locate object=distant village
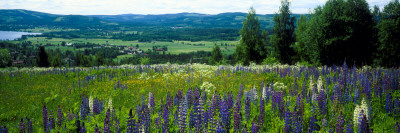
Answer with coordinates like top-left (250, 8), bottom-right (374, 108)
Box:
top-left (9, 41), bottom-right (168, 67)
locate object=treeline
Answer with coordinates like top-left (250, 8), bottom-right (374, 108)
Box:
top-left (293, 0), bottom-right (400, 67)
top-left (0, 42), bottom-right (122, 67)
top-left (119, 51), bottom-right (213, 65)
top-left (235, 0), bottom-right (400, 68)
top-left (111, 28), bottom-right (240, 42)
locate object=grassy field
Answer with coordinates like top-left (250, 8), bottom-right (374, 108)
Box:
top-left (15, 37), bottom-right (238, 55)
top-left (0, 64), bottom-right (399, 132)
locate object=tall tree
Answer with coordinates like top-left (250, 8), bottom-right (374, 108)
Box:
top-left (294, 15), bottom-right (309, 62)
top-left (298, 0), bottom-right (376, 66)
top-left (376, 0), bottom-right (400, 67)
top-left (0, 49), bottom-right (11, 68)
top-left (37, 46), bottom-right (50, 67)
top-left (209, 45), bottom-right (223, 65)
top-left (95, 52), bottom-right (105, 66)
top-left (50, 53), bottom-right (63, 67)
top-left (237, 7), bottom-right (269, 65)
top-left (271, 0), bottom-right (296, 64)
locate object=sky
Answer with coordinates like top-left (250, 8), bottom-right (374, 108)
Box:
top-left (0, 0), bottom-right (392, 15)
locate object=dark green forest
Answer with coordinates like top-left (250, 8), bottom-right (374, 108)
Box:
top-left (235, 0), bottom-right (400, 68)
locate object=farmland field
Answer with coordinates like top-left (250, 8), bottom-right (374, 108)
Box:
top-left (1, 63), bottom-right (399, 132)
top-left (13, 37), bottom-right (238, 55)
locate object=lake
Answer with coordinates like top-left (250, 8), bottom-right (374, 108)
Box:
top-left (0, 31), bottom-right (42, 41)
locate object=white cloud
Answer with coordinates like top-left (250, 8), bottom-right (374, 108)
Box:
top-left (0, 0), bottom-right (391, 15)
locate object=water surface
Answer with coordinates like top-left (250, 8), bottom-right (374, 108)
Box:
top-left (0, 31), bottom-right (42, 41)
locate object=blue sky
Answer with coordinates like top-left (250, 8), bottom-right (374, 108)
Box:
top-left (0, 0), bottom-right (392, 15)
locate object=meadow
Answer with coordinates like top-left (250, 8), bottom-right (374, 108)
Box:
top-left (0, 63), bottom-right (399, 132)
top-left (13, 37), bottom-right (238, 55)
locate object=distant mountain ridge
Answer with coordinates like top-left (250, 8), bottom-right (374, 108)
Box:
top-left (0, 9), bottom-right (302, 30)
top-left (89, 12), bottom-right (276, 28)
top-left (0, 9), bottom-right (109, 30)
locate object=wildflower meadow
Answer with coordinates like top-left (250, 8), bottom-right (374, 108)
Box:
top-left (1, 63), bottom-right (400, 132)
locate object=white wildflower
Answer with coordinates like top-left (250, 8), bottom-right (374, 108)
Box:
top-left (200, 82), bottom-right (216, 95)
top-left (353, 98), bottom-right (369, 126)
top-left (252, 85), bottom-right (258, 100)
top-left (89, 96), bottom-right (93, 113)
top-left (309, 76), bottom-right (313, 92)
top-left (148, 92), bottom-right (153, 109)
top-left (273, 82), bottom-right (287, 91)
top-left (108, 97), bottom-right (112, 110)
top-left (262, 86), bottom-right (267, 100)
top-left (317, 76), bottom-right (323, 92)
top-left (139, 72), bottom-right (148, 79)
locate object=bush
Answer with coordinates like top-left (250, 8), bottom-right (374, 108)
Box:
top-left (262, 57), bottom-right (279, 65)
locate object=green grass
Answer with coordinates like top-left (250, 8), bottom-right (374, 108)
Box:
top-left (17, 37), bottom-right (238, 55)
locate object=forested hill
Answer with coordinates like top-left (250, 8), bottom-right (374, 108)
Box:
top-left (0, 9), bottom-right (301, 30)
top-left (0, 9), bottom-right (112, 30)
top-left (90, 12), bottom-right (281, 28)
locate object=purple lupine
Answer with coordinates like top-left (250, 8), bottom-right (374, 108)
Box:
top-left (203, 105), bottom-right (211, 130)
top-left (209, 104), bottom-right (216, 132)
top-left (317, 90), bottom-right (327, 115)
top-left (187, 89), bottom-right (193, 107)
top-left (284, 108), bottom-right (292, 133)
top-left (238, 83), bottom-right (244, 99)
top-left (251, 121), bottom-right (259, 133)
top-left (174, 96), bottom-right (179, 107)
top-left (216, 119), bottom-right (225, 133)
top-left (80, 101), bottom-right (87, 120)
top-left (293, 110), bottom-right (302, 133)
top-left (258, 96), bottom-right (265, 128)
top-left (167, 92), bottom-right (173, 110)
top-left (80, 122), bottom-right (86, 133)
top-left (227, 93), bottom-right (234, 111)
top-left (220, 98), bottom-right (231, 130)
top-left (127, 108), bottom-right (136, 133)
top-left (141, 105), bottom-right (151, 132)
top-left (309, 115), bottom-right (318, 132)
top-left (212, 91), bottom-right (220, 112)
top-left (189, 109), bottom-right (195, 129)
top-left (1, 126), bottom-right (8, 133)
top-left (394, 122), bottom-right (400, 133)
top-left (93, 99), bottom-right (99, 115)
top-left (48, 110), bottom-right (55, 129)
top-left (336, 113), bottom-right (344, 133)
top-left (197, 95), bottom-right (205, 130)
top-left (386, 92), bottom-right (393, 114)
top-left (19, 118), bottom-right (25, 133)
top-left (178, 96), bottom-right (187, 131)
top-left (104, 108), bottom-right (111, 133)
top-left (148, 92), bottom-right (155, 112)
top-left (194, 87), bottom-right (200, 100)
top-left (358, 110), bottom-right (371, 133)
top-left (155, 111), bottom-right (161, 129)
top-left (174, 108), bottom-right (179, 126)
top-left (346, 118), bottom-right (354, 133)
top-left (395, 98), bottom-right (400, 115)
top-left (163, 105), bottom-right (169, 133)
top-left (26, 117), bottom-right (33, 133)
top-left (302, 79), bottom-right (307, 99)
top-left (57, 105), bottom-right (63, 128)
top-left (245, 95), bottom-right (251, 121)
top-left (95, 124), bottom-right (100, 133)
top-left (334, 84), bottom-right (343, 104)
top-left (115, 119), bottom-right (121, 133)
top-left (233, 101), bottom-right (241, 133)
top-left (42, 104), bottom-right (48, 132)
